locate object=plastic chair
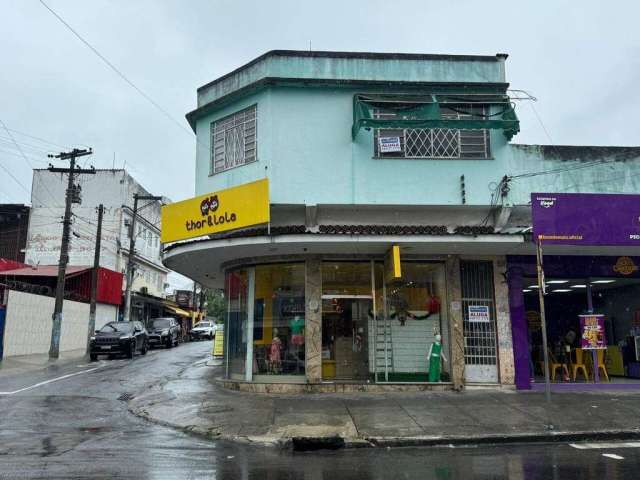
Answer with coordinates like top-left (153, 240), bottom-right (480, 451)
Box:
top-left (549, 351), bottom-right (570, 382)
top-left (571, 348), bottom-right (589, 382)
top-left (595, 349), bottom-right (610, 382)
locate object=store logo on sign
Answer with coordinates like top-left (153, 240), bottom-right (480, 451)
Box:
top-left (185, 194), bottom-right (237, 232)
top-left (613, 256), bottom-right (639, 275)
top-left (537, 196), bottom-right (556, 208)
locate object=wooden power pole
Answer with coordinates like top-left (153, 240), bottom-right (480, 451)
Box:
top-left (48, 148), bottom-right (94, 359)
top-left (122, 193), bottom-right (162, 323)
top-left (87, 203), bottom-right (104, 353)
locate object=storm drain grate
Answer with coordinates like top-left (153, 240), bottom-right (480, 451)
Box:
top-left (292, 436), bottom-right (345, 452)
top-left (117, 392), bottom-right (135, 401)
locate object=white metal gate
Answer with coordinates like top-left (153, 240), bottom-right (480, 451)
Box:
top-left (461, 261), bottom-right (499, 383)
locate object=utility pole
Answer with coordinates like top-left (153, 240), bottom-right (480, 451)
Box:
top-left (122, 193), bottom-right (162, 323)
top-left (87, 204), bottom-right (103, 354)
top-left (48, 148), bottom-right (94, 359)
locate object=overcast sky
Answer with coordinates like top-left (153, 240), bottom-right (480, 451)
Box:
top-left (2, 0), bottom-right (639, 207)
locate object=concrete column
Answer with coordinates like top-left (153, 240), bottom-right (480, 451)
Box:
top-left (493, 256), bottom-right (515, 385)
top-left (305, 257), bottom-right (322, 383)
top-left (446, 256), bottom-right (465, 390)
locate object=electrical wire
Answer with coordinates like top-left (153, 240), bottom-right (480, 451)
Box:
top-left (38, 0), bottom-right (194, 140)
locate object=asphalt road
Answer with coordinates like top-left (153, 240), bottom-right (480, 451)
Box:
top-left (2, 341), bottom-right (640, 479)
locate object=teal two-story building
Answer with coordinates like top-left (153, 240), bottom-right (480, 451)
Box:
top-left (164, 50), bottom-right (640, 392)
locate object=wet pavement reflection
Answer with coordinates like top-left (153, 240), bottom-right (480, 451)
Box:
top-left (1, 342), bottom-right (639, 479)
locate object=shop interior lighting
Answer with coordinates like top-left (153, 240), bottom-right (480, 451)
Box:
top-left (571, 284), bottom-right (587, 288)
top-left (591, 280), bottom-right (616, 284)
top-left (553, 289), bottom-right (572, 292)
top-left (547, 280), bottom-right (569, 284)
top-left (522, 289), bottom-right (532, 293)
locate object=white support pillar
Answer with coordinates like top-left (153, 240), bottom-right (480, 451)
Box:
top-left (245, 267), bottom-right (255, 382)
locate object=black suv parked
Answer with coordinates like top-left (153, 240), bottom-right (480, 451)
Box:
top-left (90, 321), bottom-right (148, 360)
top-left (147, 317), bottom-right (180, 349)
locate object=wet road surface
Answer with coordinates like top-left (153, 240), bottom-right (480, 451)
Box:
top-left (2, 341), bottom-right (640, 479)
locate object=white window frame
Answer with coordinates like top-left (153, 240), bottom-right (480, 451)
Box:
top-left (210, 105), bottom-right (257, 175)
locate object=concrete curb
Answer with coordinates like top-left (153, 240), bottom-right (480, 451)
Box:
top-left (126, 357), bottom-right (640, 450)
top-left (128, 396), bottom-right (640, 450)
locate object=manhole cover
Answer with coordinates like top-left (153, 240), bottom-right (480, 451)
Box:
top-left (117, 392), bottom-right (135, 401)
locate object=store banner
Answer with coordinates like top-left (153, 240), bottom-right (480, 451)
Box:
top-left (531, 193), bottom-right (640, 246)
top-left (161, 179), bottom-right (270, 243)
top-left (580, 314), bottom-right (606, 350)
top-left (213, 331), bottom-right (224, 357)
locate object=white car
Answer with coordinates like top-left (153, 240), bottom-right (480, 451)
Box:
top-left (190, 321), bottom-right (217, 340)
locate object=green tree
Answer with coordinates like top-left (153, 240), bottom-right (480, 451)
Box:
top-left (204, 288), bottom-right (225, 322)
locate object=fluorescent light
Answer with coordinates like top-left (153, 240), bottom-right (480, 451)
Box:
top-left (529, 285), bottom-right (540, 289)
top-left (522, 289), bottom-right (532, 293)
top-left (553, 289), bottom-right (572, 293)
top-left (571, 284), bottom-right (587, 288)
top-left (547, 280), bottom-right (569, 284)
top-left (591, 280), bottom-right (616, 284)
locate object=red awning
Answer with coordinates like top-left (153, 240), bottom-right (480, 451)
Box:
top-left (0, 265), bottom-right (91, 278)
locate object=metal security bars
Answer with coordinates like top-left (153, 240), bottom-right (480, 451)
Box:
top-left (460, 261), bottom-right (499, 383)
top-left (374, 106), bottom-right (491, 159)
top-left (211, 105), bottom-right (257, 175)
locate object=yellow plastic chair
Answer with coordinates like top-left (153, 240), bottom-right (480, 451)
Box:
top-left (595, 349), bottom-right (610, 382)
top-left (549, 351), bottom-right (570, 382)
top-left (571, 348), bottom-right (589, 382)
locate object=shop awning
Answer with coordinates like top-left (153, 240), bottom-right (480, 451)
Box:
top-left (352, 93), bottom-right (520, 141)
top-left (164, 305), bottom-right (191, 317)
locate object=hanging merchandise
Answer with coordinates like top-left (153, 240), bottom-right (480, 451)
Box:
top-left (427, 294), bottom-right (441, 314)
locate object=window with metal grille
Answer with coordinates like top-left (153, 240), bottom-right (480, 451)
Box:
top-left (374, 105), bottom-right (491, 159)
top-left (210, 105), bottom-right (257, 175)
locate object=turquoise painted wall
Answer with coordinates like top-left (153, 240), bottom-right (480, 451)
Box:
top-left (194, 89), bottom-right (640, 207)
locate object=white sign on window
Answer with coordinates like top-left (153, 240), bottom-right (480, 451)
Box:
top-left (379, 136), bottom-right (402, 153)
top-left (468, 305), bottom-right (490, 323)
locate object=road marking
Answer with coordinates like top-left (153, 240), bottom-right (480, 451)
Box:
top-left (0, 366), bottom-right (104, 395)
top-left (570, 442), bottom-right (640, 450)
top-left (602, 453), bottom-right (625, 460)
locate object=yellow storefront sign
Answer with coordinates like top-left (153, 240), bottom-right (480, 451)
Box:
top-left (161, 179), bottom-right (269, 243)
top-left (384, 245), bottom-right (402, 283)
top-left (213, 331), bottom-right (224, 357)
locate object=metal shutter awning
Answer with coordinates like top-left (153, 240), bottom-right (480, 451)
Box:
top-left (352, 93), bottom-right (520, 141)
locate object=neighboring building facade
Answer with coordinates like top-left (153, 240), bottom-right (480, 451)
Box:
top-left (163, 50), bottom-right (640, 391)
top-left (0, 204), bottom-right (30, 263)
top-left (25, 169), bottom-right (169, 322)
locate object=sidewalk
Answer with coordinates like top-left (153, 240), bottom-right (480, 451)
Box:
top-left (0, 349), bottom-right (87, 377)
top-left (128, 357), bottom-right (640, 449)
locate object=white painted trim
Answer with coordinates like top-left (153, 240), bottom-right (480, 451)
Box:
top-left (245, 267), bottom-right (255, 382)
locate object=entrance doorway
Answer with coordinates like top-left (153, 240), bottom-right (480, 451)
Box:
top-left (321, 296), bottom-right (371, 381)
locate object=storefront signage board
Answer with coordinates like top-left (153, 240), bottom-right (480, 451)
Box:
top-left (213, 331), bottom-right (224, 357)
top-left (468, 305), bottom-right (490, 323)
top-left (384, 245), bottom-right (402, 283)
top-left (531, 193), bottom-right (640, 246)
top-left (161, 179), bottom-right (270, 243)
top-left (579, 314), bottom-right (606, 350)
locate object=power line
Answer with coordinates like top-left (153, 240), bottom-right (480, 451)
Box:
top-left (3, 127), bottom-right (73, 150)
top-left (39, 0), bottom-right (194, 139)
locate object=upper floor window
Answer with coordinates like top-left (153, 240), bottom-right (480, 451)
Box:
top-left (210, 105), bottom-right (257, 175)
top-left (374, 105), bottom-right (491, 159)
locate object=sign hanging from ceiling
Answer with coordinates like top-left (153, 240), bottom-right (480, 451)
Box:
top-left (531, 193), bottom-right (640, 246)
top-left (161, 179), bottom-right (269, 243)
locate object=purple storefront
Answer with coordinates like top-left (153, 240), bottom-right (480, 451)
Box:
top-left (508, 193), bottom-right (640, 390)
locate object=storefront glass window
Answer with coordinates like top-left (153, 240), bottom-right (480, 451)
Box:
top-left (225, 269), bottom-right (248, 379)
top-left (381, 262), bottom-right (449, 382)
top-left (252, 263), bottom-right (306, 377)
